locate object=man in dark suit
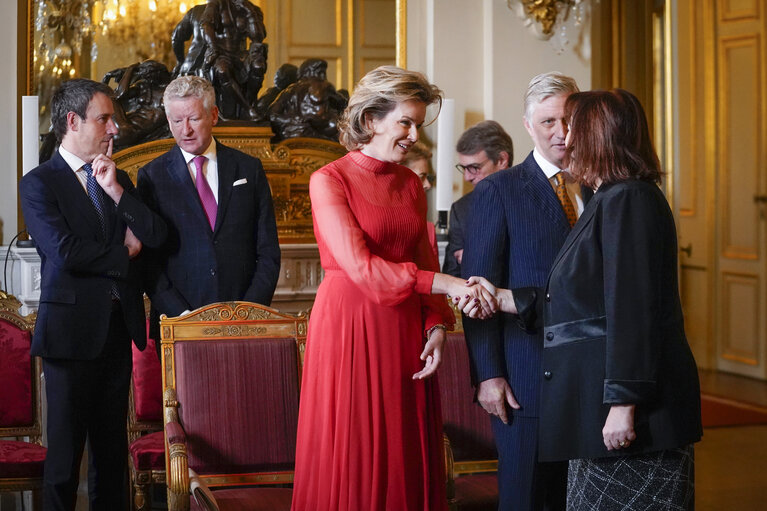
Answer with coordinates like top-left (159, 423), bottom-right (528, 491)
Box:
top-left (137, 75), bottom-right (280, 342)
top-left (461, 72), bottom-right (584, 511)
top-left (442, 121), bottom-right (512, 277)
top-left (19, 79), bottom-right (167, 510)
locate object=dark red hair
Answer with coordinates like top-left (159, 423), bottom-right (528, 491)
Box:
top-left (564, 89), bottom-right (662, 189)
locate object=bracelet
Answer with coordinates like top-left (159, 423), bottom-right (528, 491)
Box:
top-left (425, 323), bottom-right (447, 338)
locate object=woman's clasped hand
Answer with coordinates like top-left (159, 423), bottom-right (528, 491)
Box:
top-left (452, 276), bottom-right (516, 318)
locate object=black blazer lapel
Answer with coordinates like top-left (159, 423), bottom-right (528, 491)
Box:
top-left (547, 191), bottom-right (601, 282)
top-left (213, 141), bottom-right (234, 234)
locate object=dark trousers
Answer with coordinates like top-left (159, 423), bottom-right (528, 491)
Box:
top-left (492, 415), bottom-right (568, 511)
top-left (42, 304), bottom-right (132, 511)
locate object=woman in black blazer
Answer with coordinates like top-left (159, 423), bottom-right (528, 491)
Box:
top-left (461, 89), bottom-right (702, 509)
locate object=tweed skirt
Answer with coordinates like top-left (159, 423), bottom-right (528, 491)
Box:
top-left (566, 445), bottom-right (695, 510)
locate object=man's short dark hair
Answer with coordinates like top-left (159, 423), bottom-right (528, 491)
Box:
top-left (51, 79), bottom-right (114, 142)
top-left (455, 120), bottom-right (513, 164)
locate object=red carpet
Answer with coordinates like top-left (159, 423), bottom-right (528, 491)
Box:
top-left (700, 393), bottom-right (767, 427)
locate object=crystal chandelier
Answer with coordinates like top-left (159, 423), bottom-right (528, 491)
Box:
top-left (34, 0), bottom-right (205, 122)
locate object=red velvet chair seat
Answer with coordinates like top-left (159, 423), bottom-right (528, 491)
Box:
top-left (0, 440), bottom-right (46, 478)
top-left (453, 474), bottom-right (498, 511)
top-left (129, 431), bottom-right (166, 471)
top-left (190, 488), bottom-right (293, 511)
top-left (0, 325), bottom-right (33, 427)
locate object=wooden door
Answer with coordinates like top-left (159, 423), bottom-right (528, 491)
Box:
top-left (712, 0), bottom-right (767, 379)
top-left (676, 0), bottom-right (767, 380)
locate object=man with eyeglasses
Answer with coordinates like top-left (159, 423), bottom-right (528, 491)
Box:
top-left (461, 72), bottom-right (587, 511)
top-left (442, 120), bottom-right (513, 277)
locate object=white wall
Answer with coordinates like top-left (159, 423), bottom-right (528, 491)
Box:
top-left (408, 0), bottom-right (591, 207)
top-left (0, 1), bottom-right (18, 247)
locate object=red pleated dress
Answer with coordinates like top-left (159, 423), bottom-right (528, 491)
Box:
top-left (291, 151), bottom-right (454, 511)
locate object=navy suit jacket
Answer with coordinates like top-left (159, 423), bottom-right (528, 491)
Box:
top-left (19, 151), bottom-right (167, 359)
top-left (442, 191), bottom-right (472, 278)
top-left (461, 152), bottom-right (573, 418)
top-left (137, 140), bottom-right (280, 336)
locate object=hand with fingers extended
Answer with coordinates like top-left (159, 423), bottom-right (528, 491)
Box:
top-left (477, 377), bottom-right (520, 424)
top-left (92, 138), bottom-right (124, 203)
top-left (602, 404), bottom-right (637, 451)
top-left (412, 325), bottom-right (445, 380)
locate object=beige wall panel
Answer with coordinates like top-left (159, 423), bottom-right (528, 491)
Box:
top-left (289, 0), bottom-right (342, 47)
top-left (720, 273), bottom-right (761, 365)
top-left (719, 0), bottom-right (760, 21)
top-left (719, 35), bottom-right (761, 259)
top-left (361, 0), bottom-right (396, 47)
top-left (359, 57), bottom-right (394, 77)
top-left (681, 266), bottom-right (712, 368)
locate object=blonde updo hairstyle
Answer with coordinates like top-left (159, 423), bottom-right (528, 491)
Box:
top-left (338, 66), bottom-right (443, 151)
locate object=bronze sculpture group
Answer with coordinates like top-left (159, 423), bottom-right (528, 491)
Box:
top-left (97, 0), bottom-right (346, 152)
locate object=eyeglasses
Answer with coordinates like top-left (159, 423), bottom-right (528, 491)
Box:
top-left (455, 159), bottom-right (490, 175)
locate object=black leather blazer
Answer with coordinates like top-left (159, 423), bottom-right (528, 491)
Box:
top-left (515, 179), bottom-right (702, 461)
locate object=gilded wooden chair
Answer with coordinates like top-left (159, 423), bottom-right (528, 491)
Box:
top-left (160, 302), bottom-right (307, 511)
top-left (128, 324), bottom-right (166, 511)
top-left (438, 331), bottom-right (499, 511)
top-left (0, 291), bottom-right (45, 501)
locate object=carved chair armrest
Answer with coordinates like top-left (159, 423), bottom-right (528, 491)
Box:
top-left (164, 388), bottom-right (190, 511)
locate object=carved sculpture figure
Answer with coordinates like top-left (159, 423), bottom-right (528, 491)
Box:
top-left (267, 59), bottom-right (348, 142)
top-left (102, 60), bottom-right (172, 149)
top-left (255, 63), bottom-right (298, 120)
top-left (171, 0), bottom-right (267, 120)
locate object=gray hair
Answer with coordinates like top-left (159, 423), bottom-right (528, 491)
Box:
top-left (456, 120), bottom-right (513, 164)
top-left (523, 72), bottom-right (579, 121)
top-left (163, 75), bottom-right (217, 113)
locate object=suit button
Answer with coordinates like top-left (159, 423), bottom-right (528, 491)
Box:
top-left (545, 294), bottom-right (551, 302)
top-left (546, 332), bottom-right (554, 341)
top-left (544, 371), bottom-right (552, 380)
top-left (210, 269), bottom-right (216, 276)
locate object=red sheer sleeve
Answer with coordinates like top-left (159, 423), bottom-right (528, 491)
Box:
top-left (310, 170), bottom-right (435, 306)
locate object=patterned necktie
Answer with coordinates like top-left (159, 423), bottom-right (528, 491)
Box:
top-left (83, 163), bottom-right (107, 237)
top-left (83, 163), bottom-right (119, 299)
top-left (555, 173), bottom-right (578, 228)
top-left (193, 155), bottom-right (217, 230)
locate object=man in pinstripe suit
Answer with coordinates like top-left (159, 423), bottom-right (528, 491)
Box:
top-left (461, 72), bottom-right (585, 511)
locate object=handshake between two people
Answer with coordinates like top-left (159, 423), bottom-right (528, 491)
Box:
top-left (434, 274), bottom-right (517, 319)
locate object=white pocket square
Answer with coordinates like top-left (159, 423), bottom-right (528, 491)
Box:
top-left (233, 178), bottom-right (248, 186)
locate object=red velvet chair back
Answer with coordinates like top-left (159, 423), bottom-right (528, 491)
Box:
top-left (0, 291), bottom-right (46, 496)
top-left (0, 293), bottom-right (40, 438)
top-left (161, 302), bottom-right (307, 489)
top-left (438, 332), bottom-right (497, 463)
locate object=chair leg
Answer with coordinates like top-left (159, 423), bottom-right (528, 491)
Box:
top-left (133, 480), bottom-right (150, 511)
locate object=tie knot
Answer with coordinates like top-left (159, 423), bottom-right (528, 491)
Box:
top-left (193, 155), bottom-right (206, 174)
top-left (82, 163), bottom-right (93, 177)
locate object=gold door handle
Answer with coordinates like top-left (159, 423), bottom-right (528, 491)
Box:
top-left (680, 243), bottom-right (692, 257)
top-left (755, 195), bottom-right (767, 203)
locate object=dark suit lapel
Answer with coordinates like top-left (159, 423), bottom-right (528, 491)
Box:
top-left (169, 145), bottom-right (213, 233)
top-left (50, 152), bottom-right (105, 239)
top-left (213, 140), bottom-right (234, 234)
top-left (520, 154), bottom-right (571, 231)
top-left (547, 190), bottom-right (601, 281)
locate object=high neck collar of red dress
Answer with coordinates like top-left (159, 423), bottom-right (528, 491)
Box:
top-left (349, 150), bottom-right (398, 174)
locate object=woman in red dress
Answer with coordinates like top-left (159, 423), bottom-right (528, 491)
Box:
top-left (291, 66), bottom-right (490, 511)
